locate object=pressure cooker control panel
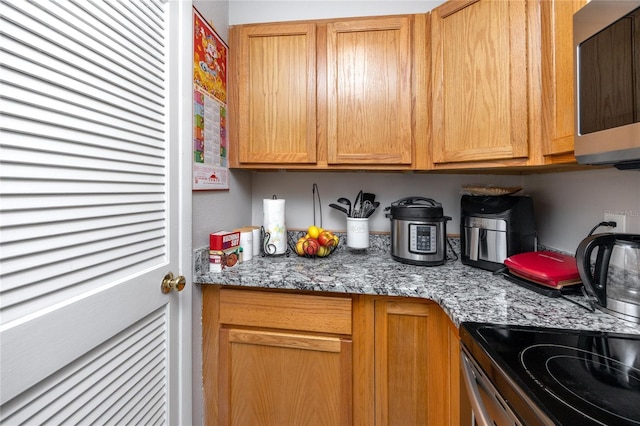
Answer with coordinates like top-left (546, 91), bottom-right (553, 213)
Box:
top-left (408, 223), bottom-right (437, 254)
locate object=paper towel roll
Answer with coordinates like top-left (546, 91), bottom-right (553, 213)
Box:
top-left (263, 198), bottom-right (287, 255)
top-left (239, 230), bottom-right (253, 262)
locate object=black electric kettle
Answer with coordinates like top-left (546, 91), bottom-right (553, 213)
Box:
top-left (576, 233), bottom-right (640, 323)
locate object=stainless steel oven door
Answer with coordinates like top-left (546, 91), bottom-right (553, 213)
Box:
top-left (461, 347), bottom-right (523, 426)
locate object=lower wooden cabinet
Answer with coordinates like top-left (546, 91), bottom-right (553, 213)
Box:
top-left (353, 296), bottom-right (460, 425)
top-left (375, 299), bottom-right (458, 425)
top-left (202, 286), bottom-right (460, 425)
top-left (219, 328), bottom-right (352, 425)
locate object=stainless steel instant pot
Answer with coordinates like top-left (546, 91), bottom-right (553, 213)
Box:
top-left (385, 197), bottom-right (451, 266)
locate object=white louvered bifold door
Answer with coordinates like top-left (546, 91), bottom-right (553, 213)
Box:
top-left (0, 0), bottom-right (192, 424)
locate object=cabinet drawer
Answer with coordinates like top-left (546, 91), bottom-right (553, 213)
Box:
top-left (219, 288), bottom-right (352, 335)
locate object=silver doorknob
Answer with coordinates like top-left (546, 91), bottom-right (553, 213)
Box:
top-left (161, 272), bottom-right (186, 294)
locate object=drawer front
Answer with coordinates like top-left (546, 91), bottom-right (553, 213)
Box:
top-left (219, 288), bottom-right (352, 335)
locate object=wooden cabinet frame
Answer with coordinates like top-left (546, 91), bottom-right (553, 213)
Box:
top-left (539, 0), bottom-right (587, 164)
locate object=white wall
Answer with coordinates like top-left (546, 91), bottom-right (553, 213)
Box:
top-left (190, 3), bottom-right (250, 425)
top-left (250, 169), bottom-right (639, 254)
top-left (192, 1), bottom-right (253, 252)
top-left (229, 0), bottom-right (446, 24)
top-left (250, 171), bottom-right (526, 234)
top-left (526, 169), bottom-right (640, 252)
top-left (252, 169), bottom-right (640, 252)
top-left (195, 0), bottom-right (229, 39)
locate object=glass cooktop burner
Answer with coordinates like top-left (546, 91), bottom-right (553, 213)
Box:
top-left (461, 323), bottom-right (640, 425)
top-left (521, 344), bottom-right (640, 424)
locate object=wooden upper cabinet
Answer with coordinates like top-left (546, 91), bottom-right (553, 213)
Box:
top-left (234, 22), bottom-right (317, 164)
top-left (326, 16), bottom-right (413, 165)
top-left (230, 15), bottom-right (426, 170)
top-left (431, 0), bottom-right (530, 167)
top-left (229, 2), bottom-right (583, 171)
top-left (540, 0), bottom-right (586, 163)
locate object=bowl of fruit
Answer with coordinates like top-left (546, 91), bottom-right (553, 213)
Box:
top-left (291, 225), bottom-right (340, 258)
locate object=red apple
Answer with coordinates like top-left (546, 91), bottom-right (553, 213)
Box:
top-left (303, 238), bottom-right (319, 256)
top-left (318, 230), bottom-right (336, 247)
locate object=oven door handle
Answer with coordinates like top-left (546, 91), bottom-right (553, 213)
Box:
top-left (461, 349), bottom-right (493, 426)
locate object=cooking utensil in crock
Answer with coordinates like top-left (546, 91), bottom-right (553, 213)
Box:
top-left (329, 203), bottom-right (349, 216)
top-left (337, 197), bottom-right (351, 216)
top-left (353, 190), bottom-right (363, 217)
top-left (364, 201), bottom-right (380, 218)
top-left (363, 192), bottom-right (376, 204)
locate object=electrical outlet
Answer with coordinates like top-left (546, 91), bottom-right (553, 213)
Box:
top-left (604, 213), bottom-right (627, 233)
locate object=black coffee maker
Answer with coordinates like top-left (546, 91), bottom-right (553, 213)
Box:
top-left (460, 195), bottom-right (537, 271)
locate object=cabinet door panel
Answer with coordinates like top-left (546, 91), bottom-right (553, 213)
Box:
top-left (219, 288), bottom-right (352, 335)
top-left (374, 299), bottom-right (451, 425)
top-left (219, 328), bottom-right (352, 426)
top-left (237, 23), bottom-right (317, 164)
top-left (327, 17), bottom-right (412, 165)
top-left (432, 0), bottom-right (528, 164)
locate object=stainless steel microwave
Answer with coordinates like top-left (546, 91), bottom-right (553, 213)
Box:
top-left (574, 0), bottom-right (640, 170)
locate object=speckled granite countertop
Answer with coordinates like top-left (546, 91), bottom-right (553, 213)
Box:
top-left (194, 235), bottom-right (640, 335)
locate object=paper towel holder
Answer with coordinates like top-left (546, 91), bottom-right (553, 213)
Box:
top-left (261, 225), bottom-right (290, 257)
top-left (262, 194), bottom-right (290, 257)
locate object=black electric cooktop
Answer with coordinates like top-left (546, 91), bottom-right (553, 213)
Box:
top-left (461, 322), bottom-right (640, 425)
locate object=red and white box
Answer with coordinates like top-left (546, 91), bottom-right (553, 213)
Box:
top-left (209, 231), bottom-right (240, 251)
top-left (209, 246), bottom-right (241, 273)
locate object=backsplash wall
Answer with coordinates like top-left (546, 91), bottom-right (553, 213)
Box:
top-left (250, 171), bottom-right (525, 236)
top-left (526, 168), bottom-right (639, 252)
top-left (250, 169), bottom-right (639, 254)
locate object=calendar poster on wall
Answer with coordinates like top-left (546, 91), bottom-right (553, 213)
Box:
top-left (192, 7), bottom-right (228, 190)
